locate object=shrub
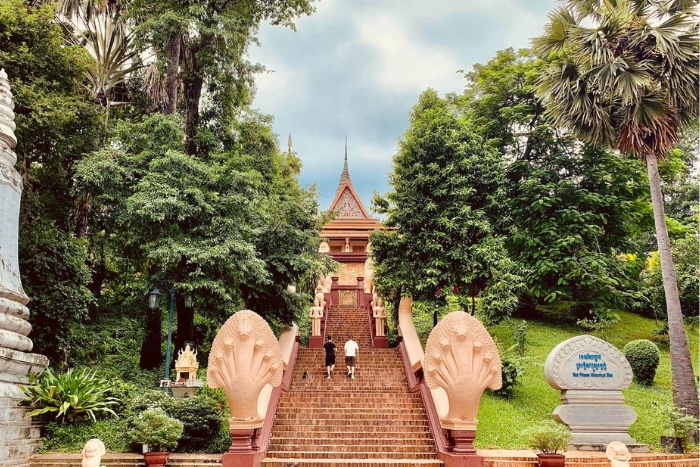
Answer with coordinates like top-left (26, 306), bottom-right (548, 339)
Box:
top-left (664, 406), bottom-right (699, 452)
top-left (127, 390), bottom-right (224, 452)
top-left (623, 339), bottom-right (660, 385)
top-left (20, 367), bottom-right (120, 424)
top-left (127, 408), bottom-right (183, 452)
top-left (39, 418), bottom-right (130, 453)
top-left (493, 353), bottom-right (523, 399)
top-left (167, 395), bottom-right (223, 451)
top-left (523, 419), bottom-right (572, 454)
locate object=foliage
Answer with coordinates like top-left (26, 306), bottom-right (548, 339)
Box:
top-left (128, 408), bottom-right (183, 452)
top-left (20, 368), bottom-right (120, 425)
top-left (663, 406), bottom-right (699, 452)
top-left (371, 89), bottom-right (515, 315)
top-left (532, 0), bottom-right (699, 418)
top-left (460, 49), bottom-right (650, 323)
top-left (39, 418), bottom-right (131, 453)
top-left (492, 352), bottom-right (523, 399)
top-left (640, 234), bottom-right (699, 320)
top-left (0, 0), bottom-right (101, 364)
top-left (73, 113), bottom-right (331, 367)
top-left (510, 320), bottom-right (528, 357)
top-left (623, 339), bottom-right (660, 385)
top-left (128, 390), bottom-right (225, 452)
top-left (161, 395), bottom-right (223, 452)
top-left (523, 420), bottom-right (572, 454)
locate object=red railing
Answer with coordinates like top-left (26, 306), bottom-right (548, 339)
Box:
top-left (254, 337), bottom-right (300, 453)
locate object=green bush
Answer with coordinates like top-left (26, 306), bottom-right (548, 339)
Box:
top-left (167, 395), bottom-right (223, 451)
top-left (664, 406), bottom-right (699, 452)
top-left (127, 408), bottom-right (183, 452)
top-left (523, 419), bottom-right (572, 454)
top-left (623, 339), bottom-right (660, 385)
top-left (127, 390), bottom-right (224, 452)
top-left (39, 418), bottom-right (131, 453)
top-left (493, 353), bottom-right (523, 399)
top-left (20, 368), bottom-right (120, 424)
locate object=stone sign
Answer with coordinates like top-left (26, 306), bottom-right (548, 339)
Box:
top-left (544, 335), bottom-right (646, 452)
top-left (545, 334), bottom-right (633, 390)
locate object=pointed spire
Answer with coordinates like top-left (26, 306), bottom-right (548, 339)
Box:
top-left (337, 136), bottom-right (351, 190)
top-left (287, 133), bottom-right (292, 156)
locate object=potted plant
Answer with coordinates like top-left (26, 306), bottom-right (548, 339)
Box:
top-left (523, 419), bottom-right (572, 467)
top-left (128, 408), bottom-right (184, 467)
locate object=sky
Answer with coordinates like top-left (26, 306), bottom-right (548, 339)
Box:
top-left (248, 0), bottom-right (558, 211)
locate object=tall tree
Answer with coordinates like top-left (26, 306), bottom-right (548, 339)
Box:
top-left (371, 90), bottom-right (513, 318)
top-left (532, 0), bottom-right (699, 418)
top-left (129, 0), bottom-right (316, 154)
top-left (459, 49), bottom-right (650, 322)
top-left (0, 0), bottom-right (100, 363)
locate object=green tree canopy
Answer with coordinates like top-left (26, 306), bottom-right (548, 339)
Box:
top-left (371, 89), bottom-right (514, 319)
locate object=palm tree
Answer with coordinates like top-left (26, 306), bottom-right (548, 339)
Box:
top-left (532, 0), bottom-right (698, 418)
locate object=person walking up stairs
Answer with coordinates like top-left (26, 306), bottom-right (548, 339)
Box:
top-left (262, 304), bottom-right (441, 467)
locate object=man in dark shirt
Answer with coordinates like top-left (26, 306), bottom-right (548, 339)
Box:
top-left (323, 335), bottom-right (336, 379)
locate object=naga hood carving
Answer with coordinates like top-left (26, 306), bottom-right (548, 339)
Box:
top-left (207, 310), bottom-right (283, 423)
top-left (424, 311), bottom-right (502, 425)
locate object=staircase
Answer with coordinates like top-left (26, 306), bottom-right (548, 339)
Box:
top-left (262, 304), bottom-right (441, 467)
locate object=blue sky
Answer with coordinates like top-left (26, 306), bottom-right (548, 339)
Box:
top-left (248, 0), bottom-right (558, 211)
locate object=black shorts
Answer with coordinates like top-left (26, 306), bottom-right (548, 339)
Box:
top-left (325, 354), bottom-right (336, 366)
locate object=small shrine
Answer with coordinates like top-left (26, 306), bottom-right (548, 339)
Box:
top-left (160, 344), bottom-right (203, 398)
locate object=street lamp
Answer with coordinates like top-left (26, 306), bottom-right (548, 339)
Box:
top-left (150, 286), bottom-right (176, 383)
top-left (148, 288), bottom-right (162, 310)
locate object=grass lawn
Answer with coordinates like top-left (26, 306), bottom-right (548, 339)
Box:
top-left (474, 311), bottom-right (699, 451)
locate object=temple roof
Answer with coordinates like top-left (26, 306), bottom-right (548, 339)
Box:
top-left (322, 143), bottom-right (381, 238)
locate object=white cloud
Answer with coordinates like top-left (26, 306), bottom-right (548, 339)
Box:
top-left (355, 14), bottom-right (463, 93)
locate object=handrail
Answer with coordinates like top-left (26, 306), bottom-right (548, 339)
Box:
top-left (252, 323), bottom-right (299, 453)
top-left (398, 340), bottom-right (450, 454)
top-left (254, 329), bottom-right (300, 453)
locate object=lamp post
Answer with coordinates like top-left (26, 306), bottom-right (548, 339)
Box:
top-left (149, 286), bottom-right (176, 382)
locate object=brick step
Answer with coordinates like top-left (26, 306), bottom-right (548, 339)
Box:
top-left (272, 417), bottom-right (428, 428)
top-left (269, 435), bottom-right (434, 445)
top-left (274, 413), bottom-right (429, 422)
top-left (279, 394), bottom-right (420, 401)
top-left (264, 450), bottom-right (437, 460)
top-left (261, 460), bottom-right (442, 467)
top-left (275, 423), bottom-right (432, 439)
top-left (267, 444), bottom-right (436, 454)
top-left (275, 404), bottom-right (424, 412)
top-left (276, 406), bottom-right (425, 413)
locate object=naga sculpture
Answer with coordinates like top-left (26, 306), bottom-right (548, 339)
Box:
top-left (207, 310), bottom-right (283, 425)
top-left (424, 311), bottom-right (502, 427)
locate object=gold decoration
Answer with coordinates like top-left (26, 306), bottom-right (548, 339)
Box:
top-left (338, 262), bottom-right (364, 285)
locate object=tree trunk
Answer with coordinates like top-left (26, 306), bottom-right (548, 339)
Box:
top-left (646, 153), bottom-right (699, 419)
top-left (183, 73), bottom-right (203, 156)
top-left (140, 307), bottom-right (163, 370)
top-left (174, 293), bottom-right (195, 352)
top-left (164, 36), bottom-right (181, 116)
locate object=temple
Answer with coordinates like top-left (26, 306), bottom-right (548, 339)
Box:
top-left (319, 144), bottom-right (380, 286)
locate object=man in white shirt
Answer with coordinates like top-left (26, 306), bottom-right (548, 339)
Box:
top-left (344, 335), bottom-right (359, 379)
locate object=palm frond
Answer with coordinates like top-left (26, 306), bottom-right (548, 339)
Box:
top-left (532, 7), bottom-right (577, 58)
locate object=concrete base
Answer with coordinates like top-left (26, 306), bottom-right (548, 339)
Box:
top-left (373, 336), bottom-right (388, 348)
top-left (439, 452), bottom-right (484, 467)
top-left (0, 349), bottom-right (48, 467)
top-left (221, 451), bottom-right (264, 467)
top-left (308, 335), bottom-right (323, 349)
